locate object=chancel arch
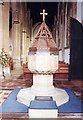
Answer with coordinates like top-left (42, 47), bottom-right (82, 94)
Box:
top-left (69, 17), bottom-right (83, 80)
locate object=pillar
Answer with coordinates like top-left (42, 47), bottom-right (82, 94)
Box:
top-left (81, 2), bottom-right (83, 24)
top-left (56, 2), bottom-right (60, 48)
top-left (72, 2), bottom-right (77, 19)
top-left (0, 4), bottom-right (3, 50)
top-left (21, 3), bottom-right (27, 64)
top-left (25, 9), bottom-right (30, 63)
top-left (2, 2), bottom-right (9, 53)
top-left (77, 2), bottom-right (81, 22)
top-left (27, 9), bottom-right (31, 49)
top-left (0, 2), bottom-right (10, 78)
top-left (64, 3), bottom-right (70, 64)
top-left (64, 3), bottom-right (68, 48)
top-left (12, 2), bottom-right (21, 68)
top-left (21, 2), bottom-right (31, 64)
top-left (61, 3), bottom-right (65, 62)
top-left (13, 21), bottom-right (21, 67)
top-left (0, 3), bottom-right (3, 78)
top-left (21, 31), bottom-right (27, 63)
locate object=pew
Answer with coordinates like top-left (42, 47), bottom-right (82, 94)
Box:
top-left (9, 57), bottom-right (14, 70)
top-left (23, 63), bottom-right (33, 77)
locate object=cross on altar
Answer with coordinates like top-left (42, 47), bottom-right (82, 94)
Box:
top-left (40, 9), bottom-right (48, 22)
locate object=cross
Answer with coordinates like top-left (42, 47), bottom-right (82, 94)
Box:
top-left (40, 9), bottom-right (48, 22)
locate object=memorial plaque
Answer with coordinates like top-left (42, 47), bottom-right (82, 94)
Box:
top-left (35, 96), bottom-right (53, 101)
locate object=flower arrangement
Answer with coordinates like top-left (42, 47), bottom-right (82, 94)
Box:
top-left (0, 48), bottom-right (10, 79)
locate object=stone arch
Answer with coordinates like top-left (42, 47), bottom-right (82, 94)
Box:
top-left (31, 22), bottom-right (41, 44)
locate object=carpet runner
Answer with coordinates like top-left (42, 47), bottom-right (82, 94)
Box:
top-left (0, 88), bottom-right (82, 113)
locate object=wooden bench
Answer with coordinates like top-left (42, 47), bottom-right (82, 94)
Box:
top-left (9, 57), bottom-right (14, 70)
top-left (23, 63), bottom-right (33, 81)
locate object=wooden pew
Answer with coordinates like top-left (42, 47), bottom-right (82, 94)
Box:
top-left (23, 64), bottom-right (33, 80)
top-left (9, 57), bottom-right (14, 70)
top-left (53, 62), bottom-right (69, 80)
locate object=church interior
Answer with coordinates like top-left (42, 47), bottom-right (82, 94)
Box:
top-left (0, 1), bottom-right (83, 119)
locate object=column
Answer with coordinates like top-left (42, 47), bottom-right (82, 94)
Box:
top-left (61, 3), bottom-right (65, 62)
top-left (56, 2), bottom-right (60, 48)
top-left (0, 2), bottom-right (10, 78)
top-left (72, 2), bottom-right (77, 19)
top-left (25, 8), bottom-right (30, 63)
top-left (64, 3), bottom-right (70, 64)
top-left (12, 2), bottom-right (21, 68)
top-left (64, 3), bottom-right (67, 48)
top-left (81, 2), bottom-right (83, 24)
top-left (58, 4), bottom-right (63, 61)
top-left (22, 31), bottom-right (27, 63)
top-left (13, 22), bottom-right (21, 67)
top-left (77, 2), bottom-right (81, 22)
top-left (21, 2), bottom-right (30, 64)
top-left (66, 3), bottom-right (71, 48)
top-left (21, 2), bottom-right (27, 64)
top-left (0, 4), bottom-right (3, 50)
top-left (0, 3), bottom-right (3, 78)
top-left (27, 9), bottom-right (31, 51)
top-left (3, 2), bottom-right (9, 53)
top-left (59, 15), bottom-right (63, 49)
top-left (52, 16), bottom-right (56, 44)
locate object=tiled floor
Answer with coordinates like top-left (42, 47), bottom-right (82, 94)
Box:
top-left (0, 67), bottom-right (83, 119)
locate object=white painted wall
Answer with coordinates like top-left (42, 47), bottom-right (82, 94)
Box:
top-left (77, 2), bottom-right (82, 22)
top-left (59, 48), bottom-right (70, 64)
top-left (59, 50), bottom-right (63, 62)
top-left (81, 2), bottom-right (83, 23)
top-left (64, 48), bottom-right (70, 64)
